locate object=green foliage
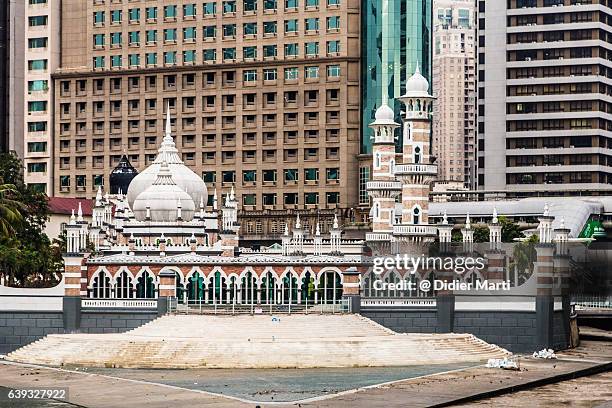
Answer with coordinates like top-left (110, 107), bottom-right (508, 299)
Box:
top-left (499, 216), bottom-right (525, 242)
top-left (0, 153), bottom-right (62, 287)
top-left (450, 217), bottom-right (524, 243)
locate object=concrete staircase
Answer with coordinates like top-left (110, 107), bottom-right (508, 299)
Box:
top-left (6, 314), bottom-right (510, 369)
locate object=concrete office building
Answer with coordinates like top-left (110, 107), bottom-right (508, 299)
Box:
top-left (22, 0), bottom-right (61, 193)
top-left (54, 0), bottom-right (360, 240)
top-left (478, 0), bottom-right (612, 194)
top-left (432, 0), bottom-right (476, 189)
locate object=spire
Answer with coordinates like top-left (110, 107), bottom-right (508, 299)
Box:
top-left (77, 202), bottom-right (83, 222)
top-left (442, 210), bottom-right (448, 225)
top-left (295, 214), bottom-right (301, 229)
top-left (465, 212), bottom-right (471, 230)
top-left (70, 209), bottom-right (76, 223)
top-left (152, 159), bottom-right (176, 186)
top-left (543, 203), bottom-right (549, 217)
top-left (165, 101), bottom-right (172, 140)
top-left (213, 188), bottom-right (218, 210)
top-left (315, 222), bottom-right (320, 236)
top-left (199, 196), bottom-right (204, 210)
top-left (284, 223), bottom-right (289, 236)
top-left (492, 207), bottom-right (498, 224)
top-left (333, 213), bottom-right (339, 229)
top-left (560, 218), bottom-right (565, 229)
top-left (96, 186), bottom-right (103, 206)
top-left (229, 185), bottom-right (235, 201)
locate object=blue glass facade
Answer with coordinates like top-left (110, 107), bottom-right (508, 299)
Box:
top-left (361, 0), bottom-right (432, 153)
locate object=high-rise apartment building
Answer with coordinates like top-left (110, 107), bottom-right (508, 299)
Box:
top-left (432, 0), bottom-right (476, 188)
top-left (2, 1), bottom-right (25, 156)
top-left (478, 0), bottom-right (612, 193)
top-left (54, 0), bottom-right (361, 238)
top-left (22, 0), bottom-right (61, 193)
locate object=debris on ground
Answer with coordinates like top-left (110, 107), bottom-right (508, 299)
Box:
top-left (485, 357), bottom-right (519, 370)
top-left (532, 349), bottom-right (557, 359)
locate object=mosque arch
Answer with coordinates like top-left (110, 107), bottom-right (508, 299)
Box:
top-left (136, 270), bottom-right (156, 298)
top-left (90, 269), bottom-right (112, 298)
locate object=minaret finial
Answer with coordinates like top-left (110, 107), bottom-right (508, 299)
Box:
top-left (465, 212), bottom-right (471, 229)
top-left (442, 210), bottom-right (448, 225)
top-left (165, 101), bottom-right (171, 138)
top-left (492, 207), bottom-right (498, 224)
top-left (77, 202), bottom-right (83, 222)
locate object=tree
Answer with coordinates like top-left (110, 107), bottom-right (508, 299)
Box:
top-left (0, 183), bottom-right (24, 237)
top-left (0, 153), bottom-right (62, 287)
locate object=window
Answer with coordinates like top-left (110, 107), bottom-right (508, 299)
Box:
top-left (183, 27), bottom-right (197, 41)
top-left (327, 40), bottom-right (340, 54)
top-left (285, 19), bottom-right (298, 33)
top-left (28, 80), bottom-right (48, 92)
top-left (305, 42), bottom-right (319, 56)
top-left (111, 55), bottom-right (122, 68)
top-left (204, 2), bottom-right (216, 15)
top-left (129, 54), bottom-right (140, 67)
top-left (284, 67), bottom-right (298, 80)
top-left (28, 59), bottom-right (47, 71)
top-left (306, 0), bottom-right (319, 6)
top-left (263, 170), bottom-right (277, 182)
top-left (146, 52), bottom-right (157, 65)
top-left (203, 25), bottom-right (216, 39)
top-left (164, 28), bottom-right (177, 42)
top-left (111, 32), bottom-right (122, 46)
top-left (28, 122), bottom-right (47, 132)
top-left (27, 163), bottom-right (47, 173)
top-left (244, 70), bottom-right (257, 82)
top-left (94, 11), bottom-right (105, 25)
top-left (305, 193), bottom-right (319, 205)
top-left (244, 0), bottom-right (257, 12)
top-left (204, 49), bottom-right (216, 61)
top-left (93, 56), bottom-right (105, 69)
top-left (244, 22), bottom-right (257, 35)
top-left (243, 46), bottom-right (257, 59)
top-left (111, 10), bottom-right (122, 23)
top-left (286, 0), bottom-right (298, 8)
top-left (27, 142), bottom-right (47, 153)
top-left (29, 15), bottom-right (48, 26)
top-left (243, 194), bottom-right (256, 206)
top-left (263, 45), bottom-right (277, 57)
top-left (184, 4), bottom-right (197, 17)
top-left (129, 31), bottom-right (140, 45)
top-left (28, 37), bottom-right (48, 49)
top-left (285, 169), bottom-right (298, 181)
top-left (264, 21), bottom-right (277, 34)
top-left (304, 168), bottom-right (318, 181)
top-left (264, 0), bottom-right (277, 10)
top-left (327, 168), bottom-right (339, 180)
top-left (146, 7), bottom-right (157, 20)
top-left (243, 170), bottom-right (257, 183)
top-left (305, 18), bottom-right (319, 31)
top-left (326, 192), bottom-right (339, 204)
top-left (222, 171), bottom-right (236, 183)
top-left (223, 24), bottom-right (236, 37)
top-left (146, 30), bottom-right (157, 44)
top-left (327, 65), bottom-right (340, 77)
top-left (264, 69), bottom-right (277, 80)
top-left (305, 66), bottom-right (319, 78)
top-left (128, 8), bottom-right (140, 22)
top-left (327, 16), bottom-right (340, 30)
top-left (224, 1), bottom-right (237, 13)
top-left (263, 194), bottom-right (276, 206)
top-left (285, 43), bottom-right (298, 57)
top-left (223, 47), bottom-right (236, 60)
top-left (183, 50), bottom-right (196, 63)
top-left (164, 5), bottom-right (177, 19)
top-left (164, 51), bottom-right (177, 65)
top-left (284, 193), bottom-right (298, 205)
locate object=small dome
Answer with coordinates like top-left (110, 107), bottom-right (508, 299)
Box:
top-left (132, 161), bottom-right (196, 222)
top-left (375, 104), bottom-right (395, 121)
top-left (110, 155), bottom-right (138, 195)
top-left (127, 110), bottom-right (207, 208)
top-left (405, 65), bottom-right (431, 97)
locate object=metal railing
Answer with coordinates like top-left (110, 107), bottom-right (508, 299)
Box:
top-left (167, 298), bottom-right (350, 315)
top-left (574, 295), bottom-right (612, 309)
top-left (82, 299), bottom-right (158, 308)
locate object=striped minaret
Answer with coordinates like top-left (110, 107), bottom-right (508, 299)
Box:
top-left (394, 65), bottom-right (438, 245)
top-left (365, 102), bottom-right (402, 245)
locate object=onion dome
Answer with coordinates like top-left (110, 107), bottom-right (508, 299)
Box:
top-left (370, 103), bottom-right (398, 127)
top-left (132, 161), bottom-right (195, 222)
top-left (404, 64), bottom-right (431, 98)
top-left (126, 108), bottom-right (207, 208)
top-left (110, 155), bottom-right (138, 195)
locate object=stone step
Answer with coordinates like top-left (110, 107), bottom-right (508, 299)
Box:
top-left (7, 314), bottom-right (510, 369)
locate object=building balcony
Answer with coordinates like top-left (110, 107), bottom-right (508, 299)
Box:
top-left (366, 180), bottom-right (402, 191)
top-left (365, 232), bottom-right (393, 242)
top-left (394, 164), bottom-right (438, 176)
top-left (392, 224), bottom-right (438, 236)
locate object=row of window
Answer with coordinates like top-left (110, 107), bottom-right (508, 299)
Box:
top-left (93, 0), bottom-right (341, 25)
top-left (93, 41), bottom-right (341, 68)
top-left (240, 192), bottom-right (340, 205)
top-left (203, 168), bottom-right (339, 183)
top-left (93, 17), bottom-right (340, 46)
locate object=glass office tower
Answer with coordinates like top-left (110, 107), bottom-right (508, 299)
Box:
top-left (361, 0), bottom-right (432, 154)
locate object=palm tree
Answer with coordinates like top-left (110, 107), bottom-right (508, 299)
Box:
top-left (0, 184), bottom-right (24, 237)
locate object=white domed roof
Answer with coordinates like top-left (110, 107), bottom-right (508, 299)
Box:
top-left (375, 104), bottom-right (395, 121)
top-left (132, 161), bottom-right (196, 222)
top-left (127, 109), bottom-right (207, 208)
top-left (404, 65), bottom-right (431, 97)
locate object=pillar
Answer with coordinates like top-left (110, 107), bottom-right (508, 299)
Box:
top-left (158, 270), bottom-right (177, 315)
top-left (342, 267), bottom-right (361, 313)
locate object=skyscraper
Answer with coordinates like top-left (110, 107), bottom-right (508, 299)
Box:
top-left (432, 0), bottom-right (476, 188)
top-left (478, 0), bottom-right (612, 194)
top-left (54, 0), bottom-right (361, 238)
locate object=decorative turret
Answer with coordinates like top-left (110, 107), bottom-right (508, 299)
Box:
top-left (538, 203), bottom-right (555, 244)
top-left (313, 222), bottom-right (322, 256)
top-left (489, 207), bottom-right (502, 250)
top-left (291, 214), bottom-right (304, 255)
top-left (461, 212), bottom-right (474, 252)
top-left (329, 214), bottom-right (343, 255)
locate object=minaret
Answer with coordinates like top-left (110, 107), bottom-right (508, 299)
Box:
top-left (365, 102), bottom-right (402, 245)
top-left (393, 65), bottom-right (438, 245)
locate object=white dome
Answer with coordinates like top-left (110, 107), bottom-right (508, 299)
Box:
top-left (405, 65), bottom-right (430, 97)
top-left (127, 111), bottom-right (207, 208)
top-left (132, 161), bottom-right (196, 222)
top-left (375, 104), bottom-right (395, 121)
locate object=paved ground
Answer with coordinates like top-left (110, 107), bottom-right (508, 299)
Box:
top-left (0, 339), bottom-right (610, 407)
